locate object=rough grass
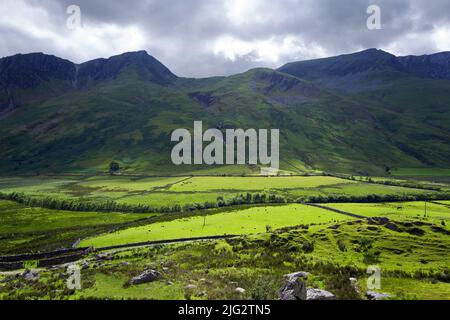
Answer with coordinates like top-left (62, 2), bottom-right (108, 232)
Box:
top-left (79, 204), bottom-right (352, 248)
top-left (3, 216), bottom-right (448, 300)
top-left (392, 168), bottom-right (450, 177)
top-left (324, 201), bottom-right (450, 230)
top-left (0, 200), bottom-right (154, 254)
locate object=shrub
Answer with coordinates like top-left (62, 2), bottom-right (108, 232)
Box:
top-left (337, 239), bottom-right (347, 252)
top-left (301, 240), bottom-right (314, 253)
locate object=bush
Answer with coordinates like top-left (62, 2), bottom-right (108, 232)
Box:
top-left (337, 239), bottom-right (347, 252)
top-left (301, 240), bottom-right (314, 253)
top-left (247, 276), bottom-right (280, 300)
top-left (109, 161), bottom-right (120, 174)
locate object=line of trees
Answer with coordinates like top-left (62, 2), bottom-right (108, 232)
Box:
top-left (1, 191), bottom-right (450, 215)
top-left (327, 173), bottom-right (443, 192)
top-left (301, 193), bottom-right (450, 204)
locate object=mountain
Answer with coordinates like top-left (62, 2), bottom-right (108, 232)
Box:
top-left (0, 49), bottom-right (449, 176)
top-left (279, 49), bottom-right (450, 169)
top-left (278, 48), bottom-right (450, 82)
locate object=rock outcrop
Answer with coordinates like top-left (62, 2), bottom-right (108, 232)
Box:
top-left (306, 288), bottom-right (336, 300)
top-left (130, 269), bottom-right (161, 285)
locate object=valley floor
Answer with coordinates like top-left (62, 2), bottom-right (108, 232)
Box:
top-left (0, 174), bottom-right (449, 300)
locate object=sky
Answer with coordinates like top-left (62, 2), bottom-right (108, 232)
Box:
top-left (0, 0), bottom-right (449, 77)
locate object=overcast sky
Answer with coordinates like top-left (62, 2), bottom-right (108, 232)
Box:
top-left (0, 0), bottom-right (449, 77)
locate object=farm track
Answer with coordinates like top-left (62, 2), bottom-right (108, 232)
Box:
top-left (305, 203), bottom-right (367, 219)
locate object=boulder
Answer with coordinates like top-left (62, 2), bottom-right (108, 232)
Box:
top-left (130, 269), bottom-right (161, 285)
top-left (235, 287), bottom-right (246, 294)
top-left (285, 271), bottom-right (309, 280)
top-left (279, 272), bottom-right (308, 300)
top-left (306, 288), bottom-right (336, 300)
top-left (184, 284), bottom-right (197, 290)
top-left (366, 290), bottom-right (391, 300)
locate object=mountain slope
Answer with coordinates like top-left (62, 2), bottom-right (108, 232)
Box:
top-left (278, 49), bottom-right (450, 170)
top-left (0, 50), bottom-right (449, 175)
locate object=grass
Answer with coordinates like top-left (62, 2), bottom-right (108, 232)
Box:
top-left (0, 175), bottom-right (442, 209)
top-left (75, 273), bottom-right (185, 300)
top-left (324, 201), bottom-right (450, 230)
top-left (3, 215), bottom-right (448, 300)
top-left (168, 176), bottom-right (354, 191)
top-left (0, 174), bottom-right (448, 300)
top-left (79, 204), bottom-right (352, 248)
top-left (307, 219), bottom-right (449, 273)
top-left (392, 168), bottom-right (450, 177)
top-left (0, 200), bottom-right (155, 254)
top-left (363, 277), bottom-right (450, 300)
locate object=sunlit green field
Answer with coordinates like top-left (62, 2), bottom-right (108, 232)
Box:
top-left (4, 214), bottom-right (448, 300)
top-left (0, 174), bottom-right (449, 300)
top-left (0, 175), bottom-right (439, 209)
top-left (79, 204), bottom-right (352, 248)
top-left (324, 201), bottom-right (450, 229)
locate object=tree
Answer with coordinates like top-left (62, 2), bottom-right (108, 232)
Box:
top-left (109, 161), bottom-right (120, 175)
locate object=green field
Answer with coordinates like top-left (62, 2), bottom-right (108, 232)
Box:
top-left (324, 201), bottom-right (450, 229)
top-left (0, 174), bottom-right (449, 301)
top-left (79, 204), bottom-right (352, 248)
top-left (392, 168), bottom-right (450, 177)
top-left (0, 175), bottom-right (440, 209)
top-left (0, 200), bottom-right (154, 254)
top-left (3, 213), bottom-right (449, 300)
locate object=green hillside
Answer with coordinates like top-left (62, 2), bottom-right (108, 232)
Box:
top-left (0, 49), bottom-right (449, 175)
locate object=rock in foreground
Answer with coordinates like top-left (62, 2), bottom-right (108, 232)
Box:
top-left (366, 290), bottom-right (391, 300)
top-left (279, 272), bottom-right (308, 300)
top-left (130, 270), bottom-right (161, 285)
top-left (306, 288), bottom-right (336, 300)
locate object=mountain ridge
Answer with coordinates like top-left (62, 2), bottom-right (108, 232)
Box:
top-left (0, 49), bottom-right (449, 175)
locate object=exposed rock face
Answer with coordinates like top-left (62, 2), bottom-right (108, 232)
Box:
top-left (76, 51), bottom-right (177, 88)
top-left (0, 53), bottom-right (75, 89)
top-left (279, 272), bottom-right (309, 300)
top-left (130, 269), bottom-right (161, 285)
top-left (366, 290), bottom-right (391, 300)
top-left (306, 288), bottom-right (336, 300)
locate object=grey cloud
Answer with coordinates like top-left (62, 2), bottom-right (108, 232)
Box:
top-left (0, 0), bottom-right (449, 77)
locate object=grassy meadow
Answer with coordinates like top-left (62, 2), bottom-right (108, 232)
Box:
top-left (79, 204), bottom-right (352, 248)
top-left (0, 175), bottom-right (441, 209)
top-left (0, 174), bottom-right (449, 300)
top-left (1, 212), bottom-right (449, 300)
